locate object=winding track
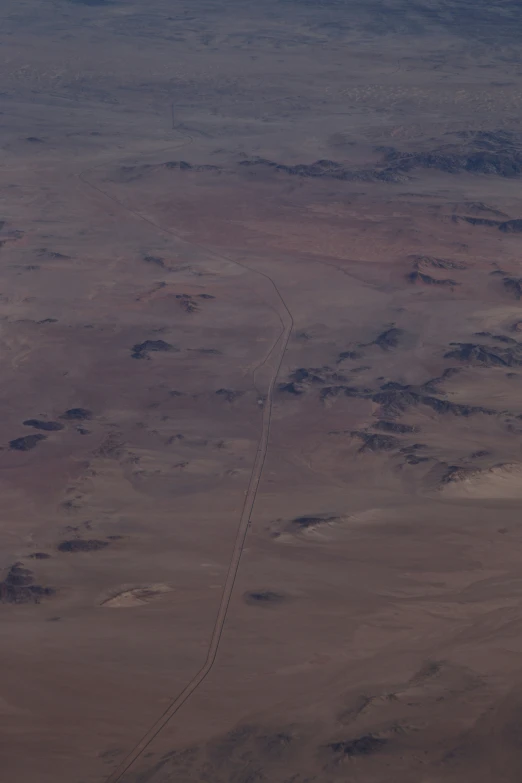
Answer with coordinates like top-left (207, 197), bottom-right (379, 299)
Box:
top-left (78, 133), bottom-right (294, 783)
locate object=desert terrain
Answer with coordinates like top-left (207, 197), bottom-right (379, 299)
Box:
top-left (2, 1), bottom-right (522, 781)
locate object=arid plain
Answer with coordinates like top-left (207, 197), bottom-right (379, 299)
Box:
top-left (2, 1), bottom-right (522, 781)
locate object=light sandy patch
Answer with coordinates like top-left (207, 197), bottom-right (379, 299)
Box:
top-left (100, 584), bottom-right (172, 608)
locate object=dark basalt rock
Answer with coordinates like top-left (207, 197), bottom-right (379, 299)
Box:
top-left (337, 350), bottom-right (363, 362)
top-left (499, 219), bottom-right (522, 233)
top-left (290, 367), bottom-right (327, 384)
top-left (23, 419), bottom-right (64, 432)
top-left (238, 156), bottom-right (405, 183)
top-left (143, 255), bottom-right (165, 267)
top-left (408, 270), bottom-right (457, 286)
top-left (279, 382), bottom-right (306, 395)
top-left (329, 734), bottom-right (387, 757)
top-left (455, 216), bottom-right (503, 227)
top-left (57, 539), bottom-right (109, 553)
top-left (374, 420), bottom-right (418, 434)
top-left (373, 327), bottom-right (404, 350)
top-left (471, 450), bottom-right (491, 459)
top-left (215, 388), bottom-right (244, 402)
top-left (380, 381), bottom-right (409, 390)
top-left (60, 408), bottom-right (92, 420)
top-left (372, 387), bottom-right (493, 417)
top-left (175, 294), bottom-right (199, 313)
top-left (131, 339), bottom-right (177, 359)
top-left (372, 389), bottom-right (421, 415)
top-left (163, 160), bottom-right (219, 172)
top-left (410, 255), bottom-right (467, 271)
top-left (6, 563), bottom-right (33, 586)
top-left (381, 135), bottom-right (522, 178)
top-left (421, 395), bottom-right (493, 417)
top-left (444, 341), bottom-right (522, 366)
top-left (38, 248), bottom-right (70, 260)
top-left (29, 552), bottom-right (51, 559)
top-left (405, 455), bottom-right (430, 465)
top-left (503, 277), bottom-right (522, 299)
top-left (0, 563), bottom-right (54, 604)
top-left (320, 385), bottom-right (364, 402)
top-left (352, 431), bottom-right (400, 452)
top-left (440, 465), bottom-right (474, 485)
top-left (421, 367), bottom-right (460, 392)
top-left (292, 515), bottom-right (337, 529)
top-left (492, 334), bottom-right (517, 344)
top-left (244, 591), bottom-right (285, 606)
top-left (9, 434), bottom-right (46, 451)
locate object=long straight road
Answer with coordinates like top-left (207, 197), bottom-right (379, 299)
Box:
top-left (78, 144), bottom-right (294, 783)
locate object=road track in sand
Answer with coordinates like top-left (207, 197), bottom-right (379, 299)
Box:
top-left (77, 131), bottom-right (294, 783)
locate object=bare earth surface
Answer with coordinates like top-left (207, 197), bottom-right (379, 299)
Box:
top-left (2, 1), bottom-right (522, 781)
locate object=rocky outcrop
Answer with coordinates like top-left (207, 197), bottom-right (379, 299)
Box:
top-left (0, 563), bottom-right (54, 604)
top-left (57, 539), bottom-right (109, 553)
top-left (131, 339), bottom-right (177, 359)
top-left (23, 419), bottom-right (64, 431)
top-left (498, 219), bottom-right (522, 233)
top-left (407, 270), bottom-right (457, 286)
top-left (9, 434), bottom-right (46, 451)
top-left (351, 431), bottom-right (400, 452)
top-left (444, 341), bottom-right (522, 366)
top-left (374, 420), bottom-right (418, 434)
top-left (503, 277), bottom-right (522, 299)
top-left (410, 255), bottom-right (467, 271)
top-left (329, 734), bottom-right (387, 757)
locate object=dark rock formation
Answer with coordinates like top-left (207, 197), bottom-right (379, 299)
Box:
top-left (373, 327), bottom-right (404, 350)
top-left (455, 216), bottom-right (502, 227)
top-left (337, 350), bottom-right (363, 363)
top-left (60, 408), bottom-right (92, 420)
top-left (408, 270), bottom-right (457, 286)
top-left (143, 255), bottom-right (165, 267)
top-left (244, 591), bottom-right (285, 606)
top-left (0, 563), bottom-right (54, 604)
top-left (163, 160), bottom-right (219, 172)
top-left (381, 132), bottom-right (522, 178)
top-left (421, 395), bottom-right (494, 416)
top-left (421, 367), bottom-right (460, 392)
top-left (290, 367), bottom-right (328, 384)
top-left (445, 341), bottom-right (522, 367)
top-left (320, 385), bottom-right (364, 402)
top-left (23, 419), bottom-right (64, 432)
top-left (499, 219), bottom-right (522, 233)
top-left (371, 389), bottom-right (421, 416)
top-left (374, 420), bottom-right (418, 434)
top-left (329, 734), bottom-right (387, 757)
top-left (9, 434), bottom-right (46, 451)
top-left (352, 431), bottom-right (400, 452)
top-left (279, 382), bottom-right (306, 395)
top-left (291, 515), bottom-right (337, 529)
top-left (503, 277), bottom-right (522, 299)
top-left (279, 367), bottom-right (352, 397)
top-left (372, 387), bottom-right (494, 417)
top-left (238, 156), bottom-right (404, 183)
top-left (176, 294), bottom-right (199, 313)
top-left (57, 539), bottom-right (109, 553)
top-left (440, 465), bottom-right (474, 484)
top-left (410, 255), bottom-right (467, 271)
top-left (215, 388), bottom-right (244, 402)
top-left (131, 339), bottom-right (177, 359)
